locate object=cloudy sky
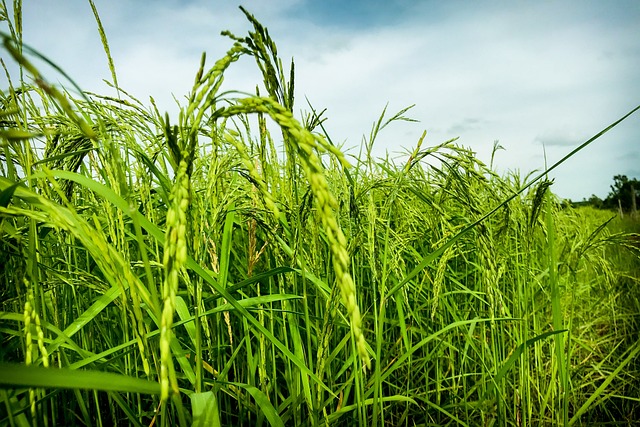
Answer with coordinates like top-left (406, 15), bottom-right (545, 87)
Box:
top-left (2, 1), bottom-right (639, 201)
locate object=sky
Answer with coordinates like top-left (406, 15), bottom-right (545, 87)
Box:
top-left (2, 0), bottom-right (639, 201)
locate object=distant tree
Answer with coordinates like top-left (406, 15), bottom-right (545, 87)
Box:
top-left (587, 194), bottom-right (603, 209)
top-left (603, 175), bottom-right (640, 214)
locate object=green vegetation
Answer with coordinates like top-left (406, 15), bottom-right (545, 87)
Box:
top-left (577, 175), bottom-right (640, 214)
top-left (1, 4), bottom-right (639, 426)
top-left (603, 175), bottom-right (639, 214)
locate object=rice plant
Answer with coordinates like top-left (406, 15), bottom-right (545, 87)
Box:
top-left (1, 3), bottom-right (639, 426)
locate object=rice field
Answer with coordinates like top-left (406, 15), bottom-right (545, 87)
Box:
top-left (1, 4), bottom-right (640, 426)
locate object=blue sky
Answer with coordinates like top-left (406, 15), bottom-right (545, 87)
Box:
top-left (2, 1), bottom-right (639, 201)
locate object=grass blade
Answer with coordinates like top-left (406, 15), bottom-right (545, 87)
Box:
top-left (0, 363), bottom-right (160, 394)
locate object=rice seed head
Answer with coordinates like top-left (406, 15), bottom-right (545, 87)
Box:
top-left (22, 278), bottom-right (49, 367)
top-left (185, 42), bottom-right (246, 126)
top-left (214, 95), bottom-right (370, 368)
top-left (224, 130), bottom-right (280, 218)
top-left (23, 300), bottom-right (32, 366)
top-left (160, 158), bottom-right (191, 400)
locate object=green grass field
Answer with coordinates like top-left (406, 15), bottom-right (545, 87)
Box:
top-left (1, 4), bottom-right (639, 426)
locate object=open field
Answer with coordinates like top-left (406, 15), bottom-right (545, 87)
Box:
top-left (1, 5), bottom-right (640, 426)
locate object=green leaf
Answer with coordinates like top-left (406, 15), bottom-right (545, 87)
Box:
top-left (191, 391), bottom-right (221, 427)
top-left (0, 182), bottom-right (19, 207)
top-left (569, 342), bottom-right (640, 426)
top-left (229, 383), bottom-right (284, 427)
top-left (0, 129), bottom-right (41, 140)
top-left (32, 147), bottom-right (95, 166)
top-left (0, 363), bottom-right (160, 395)
top-left (328, 395), bottom-right (419, 424)
top-left (376, 318), bottom-right (517, 390)
top-left (219, 204), bottom-right (235, 290)
top-left (487, 329), bottom-right (567, 396)
top-left (45, 283), bottom-right (122, 356)
top-left (207, 266), bottom-right (295, 300)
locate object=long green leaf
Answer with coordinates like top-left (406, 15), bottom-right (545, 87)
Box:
top-left (486, 329), bottom-right (568, 396)
top-left (373, 318), bottom-right (516, 391)
top-left (229, 382), bottom-right (285, 427)
top-left (0, 363), bottom-right (160, 394)
top-left (569, 343), bottom-right (640, 425)
top-left (191, 391), bottom-right (221, 427)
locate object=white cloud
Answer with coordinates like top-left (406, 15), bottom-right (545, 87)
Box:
top-left (2, 0), bottom-right (638, 201)
top-left (534, 127), bottom-right (590, 147)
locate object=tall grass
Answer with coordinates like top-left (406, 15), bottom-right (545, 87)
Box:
top-left (1, 3), bottom-right (640, 426)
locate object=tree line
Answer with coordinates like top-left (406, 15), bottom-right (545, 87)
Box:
top-left (578, 175), bottom-right (639, 215)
